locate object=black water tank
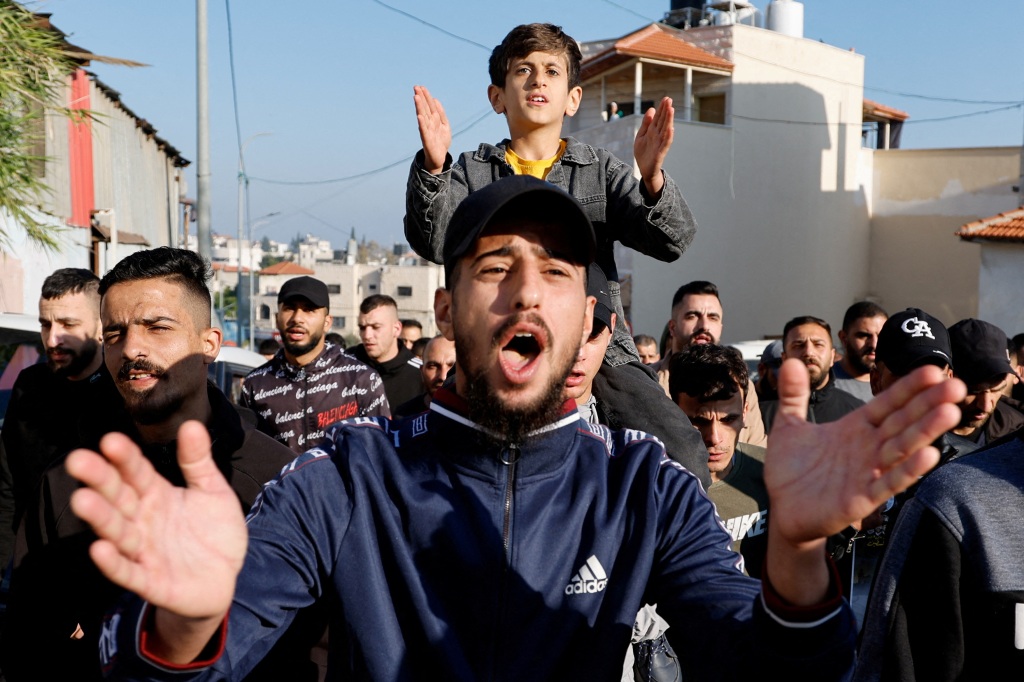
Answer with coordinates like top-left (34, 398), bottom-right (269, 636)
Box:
top-left (670, 0), bottom-right (703, 9)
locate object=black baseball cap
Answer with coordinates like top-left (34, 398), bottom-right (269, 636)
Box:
top-left (278, 276), bottom-right (329, 309)
top-left (948, 318), bottom-right (1013, 387)
top-left (876, 308), bottom-right (952, 377)
top-left (586, 263), bottom-right (613, 335)
top-left (442, 176), bottom-right (596, 282)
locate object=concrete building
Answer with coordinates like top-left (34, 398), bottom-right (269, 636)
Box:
top-left (253, 260), bottom-right (443, 343)
top-left (0, 14), bottom-right (188, 314)
top-left (568, 16), bottom-right (1019, 343)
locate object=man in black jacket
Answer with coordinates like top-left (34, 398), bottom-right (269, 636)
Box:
top-left (1, 248), bottom-right (314, 682)
top-left (761, 316), bottom-right (864, 431)
top-left (947, 318), bottom-right (1024, 447)
top-left (349, 294), bottom-right (424, 408)
top-left (0, 269), bottom-right (120, 569)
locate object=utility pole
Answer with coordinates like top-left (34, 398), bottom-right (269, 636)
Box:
top-left (196, 0), bottom-right (212, 259)
top-left (237, 133), bottom-right (271, 347)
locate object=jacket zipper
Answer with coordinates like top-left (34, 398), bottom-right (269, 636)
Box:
top-left (492, 443), bottom-right (519, 681)
top-left (500, 443), bottom-right (519, 558)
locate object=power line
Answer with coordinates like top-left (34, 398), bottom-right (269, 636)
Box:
top-left (367, 0), bottom-right (489, 51)
top-left (225, 0), bottom-right (244, 169)
top-left (251, 108), bottom-right (494, 186)
top-left (596, 0), bottom-right (658, 22)
top-left (730, 102), bottom-right (1022, 127)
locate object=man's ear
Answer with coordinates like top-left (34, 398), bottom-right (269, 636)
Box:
top-left (323, 314), bottom-right (332, 334)
top-left (201, 327), bottom-right (223, 365)
top-left (434, 287), bottom-right (455, 341)
top-left (828, 347), bottom-right (836, 365)
top-left (564, 86), bottom-right (583, 117)
top-left (838, 329), bottom-right (848, 346)
top-left (609, 312), bottom-right (617, 336)
top-left (580, 296), bottom-right (597, 348)
top-left (487, 84), bottom-right (505, 115)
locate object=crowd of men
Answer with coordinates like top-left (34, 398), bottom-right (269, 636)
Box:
top-left (0, 182), bottom-right (1019, 680)
top-left (0, 19), bottom-right (1021, 682)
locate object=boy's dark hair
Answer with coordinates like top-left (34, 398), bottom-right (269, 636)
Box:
top-left (489, 23), bottom-right (582, 90)
top-left (99, 247), bottom-right (213, 326)
top-left (359, 294), bottom-right (397, 315)
top-left (668, 344), bottom-right (748, 404)
top-left (325, 332), bottom-right (346, 349)
top-left (671, 281), bottom-right (720, 309)
top-left (783, 315), bottom-right (832, 344)
top-left (841, 301), bottom-right (888, 331)
top-left (400, 318), bottom-right (422, 331)
top-left (41, 268), bottom-right (100, 300)
top-left (633, 334), bottom-right (657, 348)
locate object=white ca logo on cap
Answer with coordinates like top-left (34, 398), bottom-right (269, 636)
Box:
top-left (901, 317), bottom-right (935, 340)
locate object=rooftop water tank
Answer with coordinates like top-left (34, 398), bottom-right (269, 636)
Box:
top-left (767, 0), bottom-right (804, 38)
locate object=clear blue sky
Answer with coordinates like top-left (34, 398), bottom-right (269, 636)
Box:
top-left (35, 0), bottom-right (1024, 249)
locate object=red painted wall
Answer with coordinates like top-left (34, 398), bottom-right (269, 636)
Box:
top-left (67, 69), bottom-right (94, 228)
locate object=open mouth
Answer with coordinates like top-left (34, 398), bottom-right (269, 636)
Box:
top-left (497, 322), bottom-right (548, 384)
top-left (528, 94), bottom-right (547, 104)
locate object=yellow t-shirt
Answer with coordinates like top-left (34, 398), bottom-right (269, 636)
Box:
top-left (505, 140), bottom-right (567, 180)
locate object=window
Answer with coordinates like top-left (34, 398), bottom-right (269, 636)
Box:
top-left (369, 284), bottom-right (377, 291)
top-left (259, 304), bottom-right (271, 320)
top-left (397, 286), bottom-right (413, 297)
top-left (696, 94), bottom-right (726, 125)
top-left (327, 284), bottom-right (341, 294)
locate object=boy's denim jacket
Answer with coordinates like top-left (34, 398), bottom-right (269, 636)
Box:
top-left (404, 136), bottom-right (697, 365)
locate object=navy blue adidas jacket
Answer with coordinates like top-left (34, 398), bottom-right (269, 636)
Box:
top-left (100, 389), bottom-right (855, 680)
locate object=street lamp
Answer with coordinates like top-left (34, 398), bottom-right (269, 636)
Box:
top-left (237, 131), bottom-right (271, 347)
top-left (248, 211), bottom-right (280, 351)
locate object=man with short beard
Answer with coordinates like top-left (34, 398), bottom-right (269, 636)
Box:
top-left (832, 302), bottom-right (887, 403)
top-left (0, 269), bottom-right (119, 568)
top-left (761, 316), bottom-right (864, 431)
top-left (241, 276), bottom-right (389, 454)
top-left (66, 177), bottom-right (965, 681)
top-left (2, 248), bottom-right (317, 682)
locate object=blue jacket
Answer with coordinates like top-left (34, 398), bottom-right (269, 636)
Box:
top-left (101, 389), bottom-right (855, 681)
top-left (404, 137), bottom-right (696, 284)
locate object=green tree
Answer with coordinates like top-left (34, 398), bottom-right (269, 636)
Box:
top-left (0, 2), bottom-right (78, 251)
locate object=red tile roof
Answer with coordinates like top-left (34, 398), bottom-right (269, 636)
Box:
top-left (211, 263), bottom-right (251, 274)
top-left (956, 208), bottom-right (1024, 243)
top-left (581, 24), bottom-right (733, 82)
top-left (259, 261), bottom-right (315, 275)
top-left (863, 98), bottom-right (909, 122)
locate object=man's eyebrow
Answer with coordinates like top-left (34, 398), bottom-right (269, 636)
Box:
top-left (471, 244), bottom-right (516, 266)
top-left (102, 315), bottom-right (178, 333)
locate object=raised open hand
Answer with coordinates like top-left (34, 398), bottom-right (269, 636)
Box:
top-left (66, 421), bottom-right (247, 622)
top-left (634, 96), bottom-right (675, 197)
top-left (765, 360), bottom-right (965, 546)
top-left (413, 85), bottom-right (452, 175)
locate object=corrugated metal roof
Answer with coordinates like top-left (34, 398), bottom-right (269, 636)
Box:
top-left (956, 208), bottom-right (1024, 243)
top-left (581, 24), bottom-right (733, 82)
top-left (259, 261), bottom-right (316, 275)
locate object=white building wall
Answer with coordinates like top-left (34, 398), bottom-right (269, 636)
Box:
top-left (576, 24), bottom-right (870, 343)
top-left (869, 147), bottom-right (1020, 325)
top-left (978, 243), bottom-right (1024, 337)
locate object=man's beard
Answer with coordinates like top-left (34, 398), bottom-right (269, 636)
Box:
top-left (281, 326), bottom-right (323, 358)
top-left (48, 339), bottom-right (99, 379)
top-left (457, 314), bottom-right (578, 447)
top-left (116, 358), bottom-right (187, 425)
top-left (807, 361), bottom-right (829, 390)
top-left (846, 346), bottom-right (876, 375)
